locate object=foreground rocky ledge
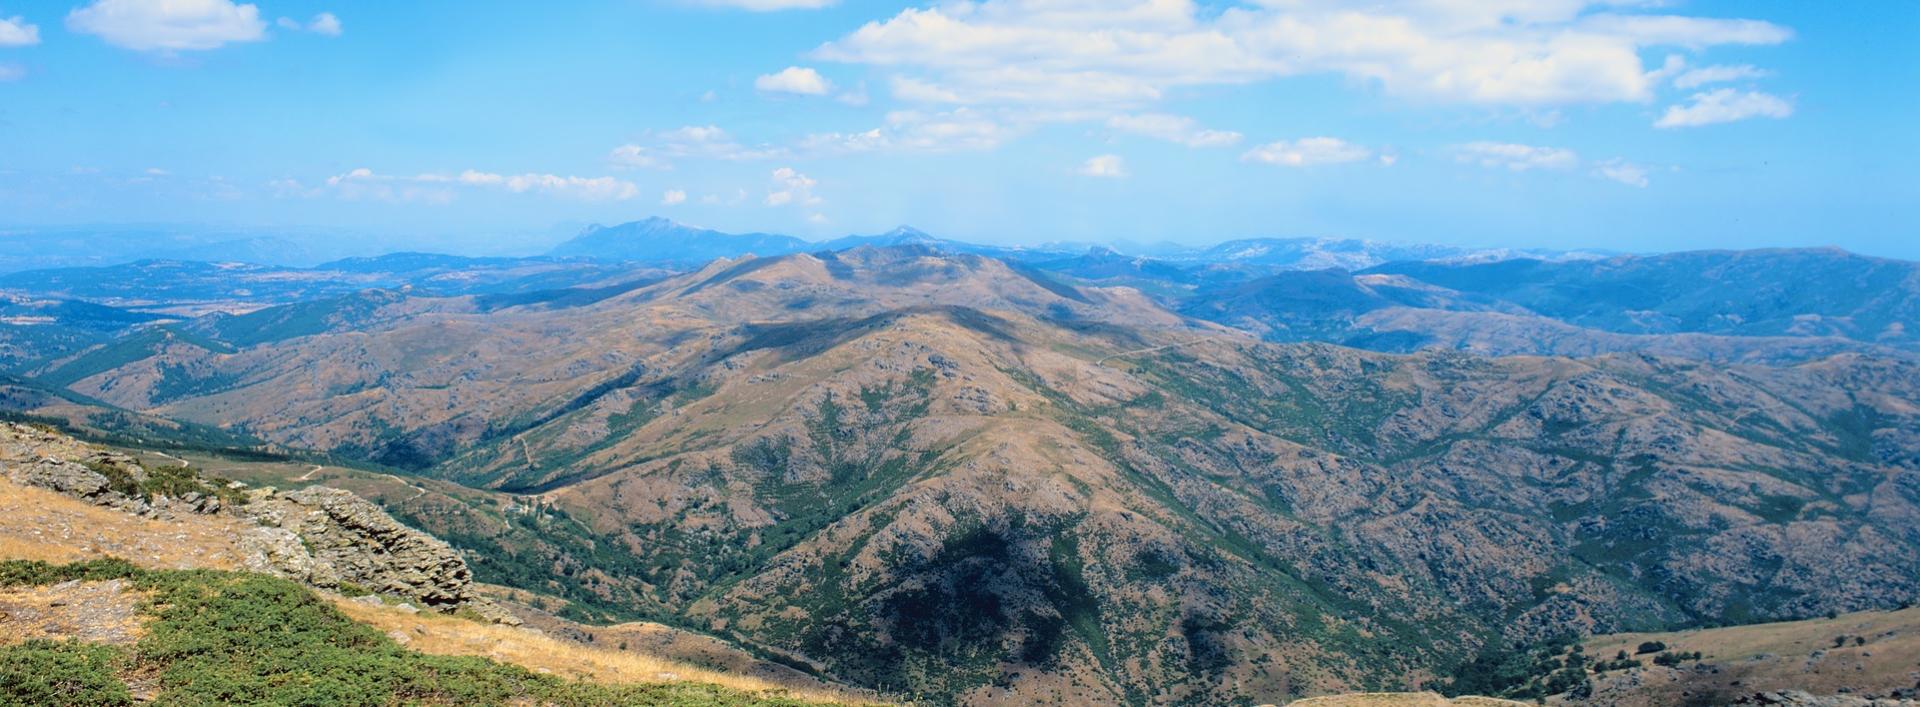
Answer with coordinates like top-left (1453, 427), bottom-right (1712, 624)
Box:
top-left (0, 421), bottom-right (518, 625)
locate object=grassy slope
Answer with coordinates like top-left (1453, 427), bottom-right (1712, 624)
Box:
top-left (0, 559), bottom-right (864, 706)
top-left (1568, 607), bottom-right (1920, 706)
top-left (0, 426), bottom-right (876, 706)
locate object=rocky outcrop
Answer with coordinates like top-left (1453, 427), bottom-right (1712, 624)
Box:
top-left (1735, 690), bottom-right (1919, 706)
top-left (0, 423), bottom-right (222, 517)
top-left (240, 486), bottom-right (519, 624)
top-left (0, 421), bottom-right (517, 625)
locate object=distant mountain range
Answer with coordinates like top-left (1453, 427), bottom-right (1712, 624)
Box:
top-left (1170, 248), bottom-right (1920, 362)
top-left (543, 217), bottom-right (1609, 271)
top-left (0, 255), bottom-right (649, 311)
top-left (548, 218), bottom-right (1077, 264)
top-left (0, 226), bottom-right (395, 273)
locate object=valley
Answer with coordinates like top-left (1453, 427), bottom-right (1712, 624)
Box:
top-left (3, 227), bottom-right (1917, 704)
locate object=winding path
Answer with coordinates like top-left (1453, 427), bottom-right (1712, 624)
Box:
top-left (295, 464), bottom-right (425, 502)
top-left (1095, 339), bottom-right (1204, 366)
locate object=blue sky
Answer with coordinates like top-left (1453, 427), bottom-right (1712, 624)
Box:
top-left (0, 0), bottom-right (1915, 257)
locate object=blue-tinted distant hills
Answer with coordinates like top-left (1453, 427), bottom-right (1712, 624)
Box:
top-left (547, 217), bottom-right (812, 264)
top-left (0, 256), bottom-right (647, 311)
top-left (1364, 248), bottom-right (1920, 341)
top-left (543, 217), bottom-right (1602, 270)
top-left (547, 219), bottom-right (1067, 263)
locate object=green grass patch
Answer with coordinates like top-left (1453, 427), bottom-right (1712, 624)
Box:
top-left (0, 559), bottom-right (837, 706)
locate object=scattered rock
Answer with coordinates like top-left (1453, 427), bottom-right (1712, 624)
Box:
top-left (1734, 689), bottom-right (1920, 706)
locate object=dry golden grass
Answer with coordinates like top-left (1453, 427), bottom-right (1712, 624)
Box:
top-left (1572, 607), bottom-right (1920, 706)
top-left (333, 598), bottom-right (874, 705)
top-left (0, 478), bottom-right (248, 570)
top-left (1286, 692), bottom-right (1528, 707)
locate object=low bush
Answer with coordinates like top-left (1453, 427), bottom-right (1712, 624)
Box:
top-left (0, 639), bottom-right (133, 707)
top-left (0, 559), bottom-right (832, 706)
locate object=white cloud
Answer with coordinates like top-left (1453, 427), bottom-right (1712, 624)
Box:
top-left (755, 66), bottom-right (831, 95)
top-left (814, 0), bottom-right (1793, 111)
top-left (692, 0), bottom-right (834, 11)
top-left (766, 167), bottom-right (821, 207)
top-left (458, 170), bottom-right (642, 200)
top-left (661, 189), bottom-right (687, 205)
top-left (1593, 158), bottom-right (1649, 187)
top-left (0, 63), bottom-right (22, 82)
top-left (807, 212), bottom-right (829, 225)
top-left (1107, 113), bottom-right (1241, 148)
top-left (68, 0), bottom-right (267, 52)
top-left (303, 167), bottom-right (639, 202)
top-left (1655, 88), bottom-right (1792, 128)
top-left (0, 15), bottom-right (39, 47)
top-left (1454, 141), bottom-right (1579, 171)
top-left (1078, 154), bottom-right (1128, 178)
top-left (837, 83), bottom-right (870, 106)
top-left (609, 144), bottom-right (671, 170)
top-left (306, 12), bottom-right (340, 36)
top-left (309, 168), bottom-right (455, 203)
top-left (1672, 64), bottom-right (1768, 89)
top-left (1241, 137), bottom-right (1373, 167)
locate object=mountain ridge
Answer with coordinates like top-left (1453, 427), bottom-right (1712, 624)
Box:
top-left (5, 244), bottom-right (1913, 703)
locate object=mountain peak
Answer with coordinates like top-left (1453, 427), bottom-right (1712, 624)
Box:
top-left (551, 219), bottom-right (808, 262)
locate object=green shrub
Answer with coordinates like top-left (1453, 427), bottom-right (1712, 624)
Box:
top-left (0, 558), bottom-right (141, 587)
top-left (0, 560), bottom-right (831, 706)
top-left (0, 639), bottom-right (133, 707)
top-left (1650, 650), bottom-right (1702, 667)
top-left (76, 460), bottom-right (246, 508)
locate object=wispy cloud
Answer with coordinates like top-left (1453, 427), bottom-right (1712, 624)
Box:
top-left (691, 0), bottom-right (833, 11)
top-left (277, 12), bottom-right (341, 37)
top-left (1107, 114), bottom-right (1241, 148)
top-left (281, 167), bottom-right (640, 202)
top-left (1593, 159), bottom-right (1650, 188)
top-left (1672, 64), bottom-right (1769, 89)
top-left (1655, 89), bottom-right (1793, 128)
top-left (1242, 138), bottom-right (1375, 167)
top-left (609, 125), bottom-right (790, 169)
top-left (800, 108), bottom-right (1018, 154)
top-left (1453, 142), bottom-right (1579, 171)
top-left (1077, 154), bottom-right (1128, 178)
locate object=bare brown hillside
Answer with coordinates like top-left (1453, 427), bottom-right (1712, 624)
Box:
top-left (14, 246), bottom-right (1920, 704)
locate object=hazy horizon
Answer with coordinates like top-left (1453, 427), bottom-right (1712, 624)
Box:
top-left (5, 214), bottom-right (1919, 268)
